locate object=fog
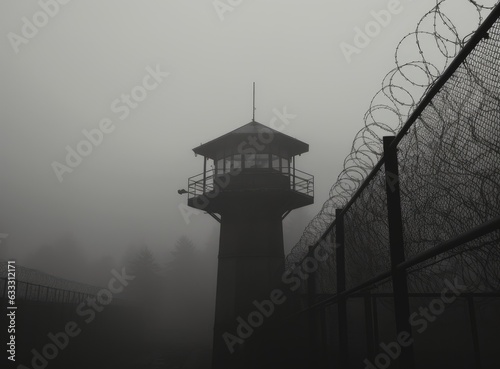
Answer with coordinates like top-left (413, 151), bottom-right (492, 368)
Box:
top-left (1, 0), bottom-right (455, 266)
top-left (0, 0), bottom-right (492, 367)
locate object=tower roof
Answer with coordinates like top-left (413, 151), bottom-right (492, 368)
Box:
top-left (193, 121), bottom-right (309, 159)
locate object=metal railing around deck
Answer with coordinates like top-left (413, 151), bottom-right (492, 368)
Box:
top-left (292, 168), bottom-right (314, 197)
top-left (187, 168), bottom-right (314, 199)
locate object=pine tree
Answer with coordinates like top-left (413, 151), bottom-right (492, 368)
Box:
top-left (168, 236), bottom-right (198, 273)
top-left (126, 245), bottom-right (161, 302)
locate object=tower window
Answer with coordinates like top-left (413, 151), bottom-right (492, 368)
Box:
top-left (233, 154), bottom-right (242, 170)
top-left (245, 154), bottom-right (256, 168)
top-left (224, 156), bottom-right (232, 173)
top-left (255, 154), bottom-right (269, 168)
top-left (272, 155), bottom-right (280, 170)
top-left (282, 158), bottom-right (289, 174)
top-left (216, 158), bottom-right (224, 174)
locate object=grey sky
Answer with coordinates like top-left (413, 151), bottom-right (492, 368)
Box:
top-left (0, 0), bottom-right (481, 268)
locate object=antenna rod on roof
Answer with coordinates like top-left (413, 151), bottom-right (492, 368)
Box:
top-left (252, 82), bottom-right (256, 122)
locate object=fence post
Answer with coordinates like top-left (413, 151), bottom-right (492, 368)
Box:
top-left (364, 294), bottom-right (375, 362)
top-left (467, 295), bottom-right (482, 369)
top-left (307, 246), bottom-right (319, 369)
top-left (383, 136), bottom-right (415, 368)
top-left (336, 209), bottom-right (350, 368)
top-left (372, 296), bottom-right (379, 353)
top-left (320, 306), bottom-right (328, 369)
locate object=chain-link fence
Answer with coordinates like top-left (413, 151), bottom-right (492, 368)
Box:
top-left (272, 1), bottom-right (500, 368)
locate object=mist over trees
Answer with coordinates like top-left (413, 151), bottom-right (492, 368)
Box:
top-left (13, 216), bottom-right (309, 366)
top-left (23, 234), bottom-right (116, 287)
top-left (112, 235), bottom-right (218, 353)
top-left (18, 233), bottom-right (218, 366)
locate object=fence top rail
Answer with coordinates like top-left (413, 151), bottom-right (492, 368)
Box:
top-left (297, 2), bottom-right (500, 264)
top-left (316, 292), bottom-right (500, 298)
top-left (286, 215), bottom-right (500, 319)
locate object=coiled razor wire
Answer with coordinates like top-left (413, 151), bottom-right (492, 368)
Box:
top-left (286, 0), bottom-right (500, 294)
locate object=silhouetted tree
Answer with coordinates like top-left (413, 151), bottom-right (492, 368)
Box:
top-left (168, 235), bottom-right (197, 272)
top-left (129, 245), bottom-right (161, 277)
top-left (125, 245), bottom-right (162, 304)
top-left (161, 235), bottom-right (217, 346)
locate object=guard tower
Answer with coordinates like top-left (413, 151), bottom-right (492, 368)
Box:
top-left (185, 119), bottom-right (314, 368)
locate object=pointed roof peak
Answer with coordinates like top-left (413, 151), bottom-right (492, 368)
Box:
top-left (193, 120), bottom-right (308, 159)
